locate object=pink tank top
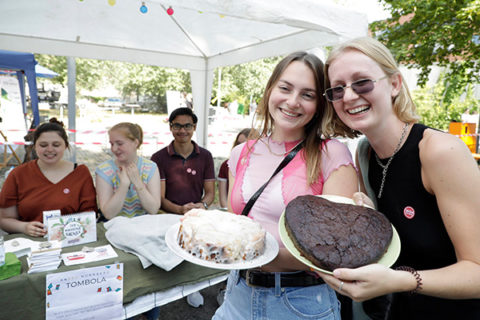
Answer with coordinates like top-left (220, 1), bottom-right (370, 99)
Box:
top-left (228, 137), bottom-right (354, 246)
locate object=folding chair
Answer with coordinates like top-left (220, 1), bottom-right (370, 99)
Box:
top-left (0, 130), bottom-right (21, 169)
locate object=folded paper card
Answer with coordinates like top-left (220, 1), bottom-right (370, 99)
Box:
top-left (43, 210), bottom-right (61, 238)
top-left (5, 238), bottom-right (62, 258)
top-left (61, 245), bottom-right (118, 266)
top-left (5, 238), bottom-right (36, 258)
top-left (47, 211), bottom-right (97, 248)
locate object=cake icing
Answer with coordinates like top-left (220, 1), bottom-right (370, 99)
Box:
top-left (178, 209), bottom-right (266, 263)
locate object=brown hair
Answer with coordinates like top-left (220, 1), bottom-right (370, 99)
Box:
top-left (232, 128), bottom-right (257, 149)
top-left (253, 51), bottom-right (354, 185)
top-left (33, 117), bottom-right (69, 148)
top-left (108, 122), bottom-right (143, 148)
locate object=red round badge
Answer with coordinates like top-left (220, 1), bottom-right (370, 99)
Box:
top-left (403, 206), bottom-right (415, 219)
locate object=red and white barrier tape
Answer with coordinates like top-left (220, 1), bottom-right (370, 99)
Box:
top-left (0, 140), bottom-right (230, 145)
top-left (1, 128), bottom-right (234, 136)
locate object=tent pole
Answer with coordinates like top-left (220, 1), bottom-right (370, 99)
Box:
top-left (189, 64), bottom-right (214, 148)
top-left (216, 68), bottom-right (221, 108)
top-left (67, 57), bottom-right (76, 162)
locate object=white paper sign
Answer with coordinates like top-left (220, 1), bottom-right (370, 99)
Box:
top-left (46, 263), bottom-right (123, 320)
top-left (0, 75), bottom-right (26, 146)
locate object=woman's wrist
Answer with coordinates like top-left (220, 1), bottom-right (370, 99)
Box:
top-left (20, 220), bottom-right (29, 235)
top-left (396, 266), bottom-right (423, 294)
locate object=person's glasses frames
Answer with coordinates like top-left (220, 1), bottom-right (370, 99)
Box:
top-left (324, 75), bottom-right (389, 102)
top-left (171, 123), bottom-right (194, 131)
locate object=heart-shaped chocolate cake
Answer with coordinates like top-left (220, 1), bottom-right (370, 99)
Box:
top-left (284, 195), bottom-right (393, 271)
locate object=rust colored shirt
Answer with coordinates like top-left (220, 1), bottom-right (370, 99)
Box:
top-left (0, 160), bottom-right (97, 222)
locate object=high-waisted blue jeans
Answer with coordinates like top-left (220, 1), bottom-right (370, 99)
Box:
top-left (212, 270), bottom-right (341, 320)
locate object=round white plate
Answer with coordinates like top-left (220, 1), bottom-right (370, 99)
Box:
top-left (165, 222), bottom-right (279, 270)
top-left (279, 194), bottom-right (401, 274)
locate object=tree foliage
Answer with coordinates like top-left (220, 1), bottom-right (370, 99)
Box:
top-left (35, 55), bottom-right (118, 91)
top-left (413, 71), bottom-right (480, 130)
top-left (34, 53), bottom-right (282, 113)
top-left (35, 54), bottom-right (191, 112)
top-left (213, 56), bottom-right (282, 106)
top-left (120, 64), bottom-right (190, 113)
top-left (371, 0), bottom-right (480, 94)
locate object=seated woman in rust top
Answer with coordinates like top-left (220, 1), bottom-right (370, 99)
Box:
top-left (0, 118), bottom-right (97, 237)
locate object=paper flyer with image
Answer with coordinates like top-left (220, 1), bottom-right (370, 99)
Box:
top-left (43, 210), bottom-right (61, 238)
top-left (46, 263), bottom-right (123, 320)
top-left (47, 211), bottom-right (96, 248)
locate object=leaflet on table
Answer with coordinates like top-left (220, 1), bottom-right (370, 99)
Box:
top-left (62, 245), bottom-right (118, 266)
top-left (27, 258), bottom-right (62, 274)
top-left (27, 240), bottom-right (62, 273)
top-left (47, 211), bottom-right (96, 248)
top-left (46, 263), bottom-right (123, 320)
top-left (5, 238), bottom-right (62, 258)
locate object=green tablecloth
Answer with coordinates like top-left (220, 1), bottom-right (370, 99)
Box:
top-left (0, 223), bottom-right (228, 320)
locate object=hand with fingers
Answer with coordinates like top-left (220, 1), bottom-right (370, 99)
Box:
top-left (124, 162), bottom-right (142, 187)
top-left (181, 202), bottom-right (198, 214)
top-left (352, 192), bottom-right (375, 208)
top-left (316, 264), bottom-right (400, 302)
top-left (24, 221), bottom-right (47, 237)
top-left (117, 165), bottom-right (131, 188)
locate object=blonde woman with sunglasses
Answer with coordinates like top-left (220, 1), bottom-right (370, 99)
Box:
top-left (319, 36), bottom-right (480, 319)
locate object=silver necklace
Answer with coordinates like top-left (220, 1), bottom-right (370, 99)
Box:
top-left (374, 122), bottom-right (409, 198)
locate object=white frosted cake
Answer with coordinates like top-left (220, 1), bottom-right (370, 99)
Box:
top-left (178, 209), bottom-right (266, 263)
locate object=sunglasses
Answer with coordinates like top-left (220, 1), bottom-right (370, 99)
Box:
top-left (324, 76), bottom-right (388, 102)
top-left (171, 123), bottom-right (194, 131)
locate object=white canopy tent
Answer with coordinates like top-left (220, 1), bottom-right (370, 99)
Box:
top-left (0, 0), bottom-right (367, 147)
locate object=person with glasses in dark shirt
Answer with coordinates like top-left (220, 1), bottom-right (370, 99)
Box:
top-left (151, 107), bottom-right (215, 215)
top-left (151, 107), bottom-right (216, 308)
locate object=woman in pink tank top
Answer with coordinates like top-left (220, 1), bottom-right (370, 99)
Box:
top-left (213, 51), bottom-right (358, 320)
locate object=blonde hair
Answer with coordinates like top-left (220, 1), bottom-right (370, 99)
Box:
top-left (254, 51), bottom-right (356, 185)
top-left (325, 37), bottom-right (420, 123)
top-left (109, 122), bottom-right (143, 148)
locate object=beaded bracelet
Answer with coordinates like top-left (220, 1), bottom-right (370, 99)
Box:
top-left (396, 266), bottom-right (422, 294)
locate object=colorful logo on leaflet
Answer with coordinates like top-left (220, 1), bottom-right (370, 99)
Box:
top-left (63, 221), bottom-right (84, 239)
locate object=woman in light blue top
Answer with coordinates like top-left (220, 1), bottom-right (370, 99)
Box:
top-left (95, 122), bottom-right (160, 219)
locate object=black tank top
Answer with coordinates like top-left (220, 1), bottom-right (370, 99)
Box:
top-left (369, 123), bottom-right (480, 319)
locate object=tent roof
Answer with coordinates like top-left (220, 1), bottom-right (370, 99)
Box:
top-left (0, 50), bottom-right (58, 78)
top-left (0, 0), bottom-right (367, 71)
top-left (0, 0), bottom-right (368, 145)
top-left (35, 64), bottom-right (58, 78)
top-left (0, 49), bottom-right (36, 72)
